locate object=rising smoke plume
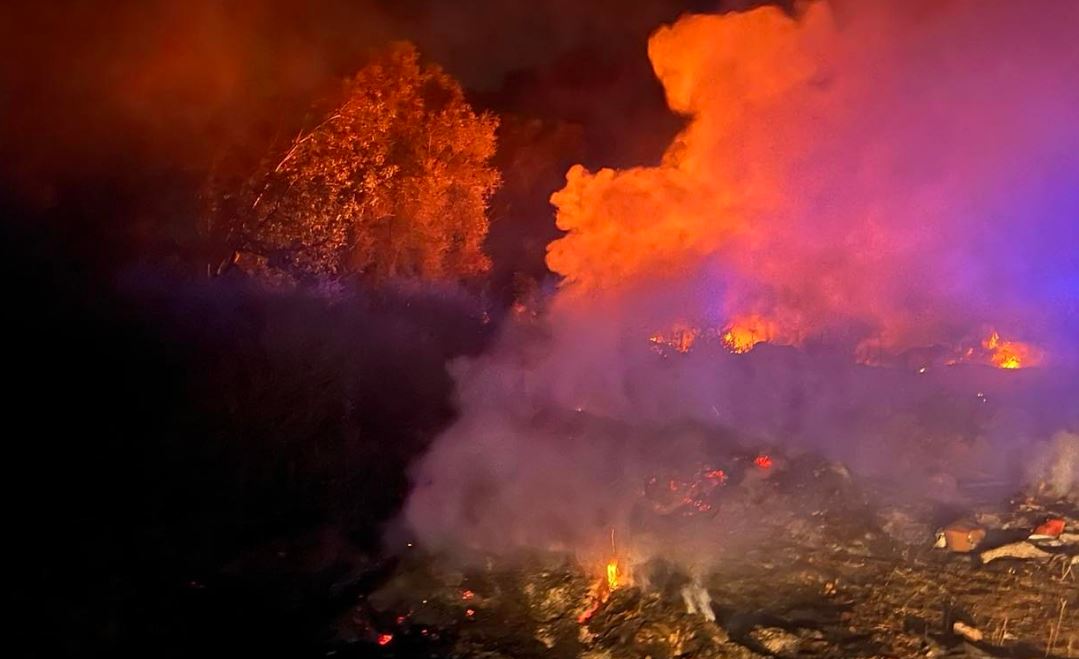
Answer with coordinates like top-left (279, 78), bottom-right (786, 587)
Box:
top-left (404, 0), bottom-right (1079, 568)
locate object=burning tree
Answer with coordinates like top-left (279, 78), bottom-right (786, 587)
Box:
top-left (205, 42), bottom-right (500, 283)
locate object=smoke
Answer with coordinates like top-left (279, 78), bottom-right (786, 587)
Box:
top-left (404, 1), bottom-right (1079, 567)
top-left (549, 0), bottom-right (1079, 354)
top-left (1027, 431), bottom-right (1079, 500)
top-left (0, 0), bottom-right (710, 287)
top-left (0, 0), bottom-right (706, 195)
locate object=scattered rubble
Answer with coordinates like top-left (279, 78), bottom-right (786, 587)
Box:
top-left (942, 520), bottom-right (986, 553)
top-left (980, 541), bottom-right (1054, 564)
top-left (1031, 517), bottom-right (1066, 540)
top-left (747, 626), bottom-right (802, 655)
top-left (330, 455), bottom-right (1079, 658)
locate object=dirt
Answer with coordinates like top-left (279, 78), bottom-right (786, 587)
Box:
top-left (328, 463), bottom-right (1078, 658)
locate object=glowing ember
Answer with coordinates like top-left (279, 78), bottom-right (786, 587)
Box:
top-left (721, 315), bottom-right (777, 354)
top-left (754, 454), bottom-right (774, 469)
top-left (705, 468), bottom-right (727, 483)
top-left (646, 465), bottom-right (729, 517)
top-left (577, 600), bottom-right (601, 624)
top-left (461, 589), bottom-right (474, 600)
top-left (377, 633), bottom-right (393, 646)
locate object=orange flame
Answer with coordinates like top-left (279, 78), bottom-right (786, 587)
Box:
top-left (546, 4), bottom-right (1060, 364)
top-left (721, 315), bottom-right (777, 354)
top-left (649, 324), bottom-right (700, 353)
top-left (606, 559), bottom-right (620, 591)
top-left (577, 600), bottom-right (601, 624)
top-left (982, 331), bottom-right (1037, 369)
top-left (577, 556), bottom-right (623, 624)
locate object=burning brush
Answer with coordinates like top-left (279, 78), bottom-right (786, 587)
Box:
top-left (578, 451), bottom-right (780, 625)
top-left (578, 530), bottom-right (625, 623)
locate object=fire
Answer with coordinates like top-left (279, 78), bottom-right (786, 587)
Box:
top-left (577, 557), bottom-right (623, 624)
top-left (545, 3), bottom-right (1069, 363)
top-left (606, 559), bottom-right (620, 591)
top-left (649, 324), bottom-right (700, 353)
top-left (937, 330), bottom-right (1042, 369)
top-left (577, 600), bottom-right (601, 624)
top-left (377, 633), bottom-right (393, 646)
top-left (648, 316), bottom-right (781, 355)
top-left (754, 454), bottom-right (774, 469)
top-left (721, 315), bottom-right (777, 354)
top-left (982, 331), bottom-right (1036, 369)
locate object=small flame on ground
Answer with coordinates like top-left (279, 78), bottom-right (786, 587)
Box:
top-left (578, 530), bottom-right (624, 624)
top-left (649, 324), bottom-right (700, 353)
top-left (377, 633), bottom-right (393, 646)
top-left (577, 600), bottom-right (601, 624)
top-left (754, 454), bottom-right (774, 469)
top-left (606, 559), bottom-right (620, 591)
top-left (577, 558), bottom-right (622, 624)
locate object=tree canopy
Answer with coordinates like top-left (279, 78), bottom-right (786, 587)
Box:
top-left (206, 43), bottom-right (500, 283)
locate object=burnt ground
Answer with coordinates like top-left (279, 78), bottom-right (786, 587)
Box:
top-left (8, 236), bottom-right (1072, 658)
top-left (328, 462), bottom-right (1079, 659)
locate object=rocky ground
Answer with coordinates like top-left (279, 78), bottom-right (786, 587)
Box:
top-left (326, 456), bottom-right (1078, 658)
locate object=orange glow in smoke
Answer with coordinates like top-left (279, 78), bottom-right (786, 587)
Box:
top-left (982, 331), bottom-right (1035, 369)
top-left (754, 454), bottom-right (774, 469)
top-left (546, 4), bottom-right (1057, 367)
top-left (649, 324), bottom-right (700, 353)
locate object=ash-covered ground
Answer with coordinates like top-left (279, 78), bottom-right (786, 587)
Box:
top-left (328, 447), bottom-right (1078, 658)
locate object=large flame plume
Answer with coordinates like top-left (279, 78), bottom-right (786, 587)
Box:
top-left (547, 1), bottom-right (1079, 362)
top-left (404, 0), bottom-right (1079, 576)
